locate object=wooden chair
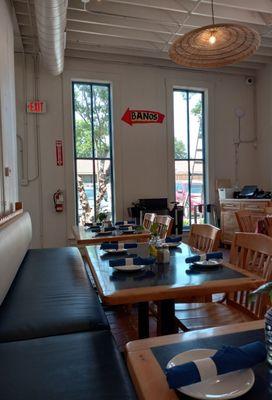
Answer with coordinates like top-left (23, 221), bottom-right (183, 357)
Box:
top-left (142, 213), bottom-right (156, 230)
top-left (175, 233), bottom-right (272, 331)
top-left (235, 210), bottom-right (256, 233)
top-left (188, 223), bottom-right (221, 252)
top-left (155, 215), bottom-right (173, 239)
top-left (265, 207), bottom-right (272, 215)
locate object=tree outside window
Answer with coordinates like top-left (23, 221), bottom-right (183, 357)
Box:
top-left (73, 82), bottom-right (113, 225)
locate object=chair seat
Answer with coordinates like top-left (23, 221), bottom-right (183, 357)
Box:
top-left (175, 302), bottom-right (256, 331)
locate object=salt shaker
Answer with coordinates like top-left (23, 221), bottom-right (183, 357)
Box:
top-left (156, 247), bottom-right (170, 264)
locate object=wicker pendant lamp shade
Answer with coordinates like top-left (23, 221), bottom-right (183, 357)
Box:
top-left (169, 23), bottom-right (261, 68)
top-left (169, 0), bottom-right (261, 71)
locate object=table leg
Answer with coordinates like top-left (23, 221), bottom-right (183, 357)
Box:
top-left (137, 302), bottom-right (149, 339)
top-left (157, 299), bottom-right (178, 335)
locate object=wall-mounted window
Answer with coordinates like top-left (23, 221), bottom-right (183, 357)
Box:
top-left (173, 89), bottom-right (206, 227)
top-left (72, 82), bottom-right (114, 224)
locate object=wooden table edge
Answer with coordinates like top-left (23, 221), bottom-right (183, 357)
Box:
top-left (125, 320), bottom-right (265, 400)
top-left (86, 276), bottom-right (265, 306)
top-left (85, 246), bottom-right (265, 306)
top-left (125, 319), bottom-right (265, 352)
top-left (72, 225), bottom-right (150, 245)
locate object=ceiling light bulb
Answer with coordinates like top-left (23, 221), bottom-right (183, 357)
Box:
top-left (209, 34), bottom-right (216, 45)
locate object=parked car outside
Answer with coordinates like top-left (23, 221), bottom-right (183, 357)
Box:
top-left (176, 182), bottom-right (204, 208)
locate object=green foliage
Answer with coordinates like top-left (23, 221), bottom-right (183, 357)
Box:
top-left (75, 119), bottom-right (92, 158)
top-left (191, 99), bottom-right (202, 119)
top-left (74, 84), bottom-right (110, 158)
top-left (97, 212), bottom-right (108, 222)
top-left (150, 222), bottom-right (159, 237)
top-left (174, 138), bottom-right (186, 159)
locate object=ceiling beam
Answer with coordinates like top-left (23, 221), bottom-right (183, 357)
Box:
top-left (66, 9), bottom-right (269, 40)
top-left (203, 0), bottom-right (272, 14)
top-left (66, 31), bottom-right (271, 64)
top-left (67, 20), bottom-right (170, 43)
top-left (64, 46), bottom-right (262, 73)
top-left (68, 0), bottom-right (268, 31)
top-left (97, 0), bottom-right (267, 25)
top-left (66, 31), bottom-right (164, 51)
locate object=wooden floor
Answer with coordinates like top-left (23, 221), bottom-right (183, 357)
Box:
top-left (104, 305), bottom-right (158, 351)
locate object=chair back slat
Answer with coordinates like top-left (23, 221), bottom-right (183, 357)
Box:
top-left (235, 210), bottom-right (266, 233)
top-left (228, 232), bottom-right (272, 318)
top-left (188, 224), bottom-right (221, 252)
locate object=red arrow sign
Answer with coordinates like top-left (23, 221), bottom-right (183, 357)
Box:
top-left (121, 108), bottom-right (165, 126)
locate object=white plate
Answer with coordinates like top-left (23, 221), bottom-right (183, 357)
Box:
top-left (104, 248), bottom-right (128, 254)
top-left (167, 349), bottom-right (255, 400)
top-left (164, 242), bottom-right (181, 248)
top-left (193, 259), bottom-right (223, 267)
top-left (113, 264), bottom-right (146, 272)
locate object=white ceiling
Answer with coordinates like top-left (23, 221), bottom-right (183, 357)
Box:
top-left (11, 0), bottom-right (272, 70)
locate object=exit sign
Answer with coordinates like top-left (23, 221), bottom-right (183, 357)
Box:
top-left (27, 101), bottom-right (46, 114)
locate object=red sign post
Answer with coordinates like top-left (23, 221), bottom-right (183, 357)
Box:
top-left (56, 140), bottom-right (63, 166)
top-left (121, 108), bottom-right (165, 126)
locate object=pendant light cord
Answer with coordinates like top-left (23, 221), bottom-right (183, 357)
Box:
top-left (211, 0), bottom-right (215, 25)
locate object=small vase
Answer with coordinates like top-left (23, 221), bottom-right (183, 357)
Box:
top-left (265, 308), bottom-right (272, 365)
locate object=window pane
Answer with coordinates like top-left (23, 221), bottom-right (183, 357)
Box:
top-left (73, 82), bottom-right (114, 224)
top-left (189, 92), bottom-right (203, 159)
top-left (190, 160), bottom-right (205, 224)
top-left (95, 159), bottom-right (112, 220)
top-left (174, 91), bottom-right (188, 159)
top-left (174, 89), bottom-right (206, 228)
top-left (73, 84), bottom-right (93, 158)
top-left (175, 160), bottom-right (190, 227)
top-left (76, 159), bottom-right (95, 224)
top-left (93, 85), bottom-right (111, 158)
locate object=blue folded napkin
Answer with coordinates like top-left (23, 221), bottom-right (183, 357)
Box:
top-left (85, 224), bottom-right (101, 229)
top-left (100, 243), bottom-right (137, 250)
top-left (165, 341), bottom-right (266, 389)
top-left (118, 226), bottom-right (135, 231)
top-left (109, 256), bottom-right (155, 267)
top-left (91, 226), bottom-right (116, 233)
top-left (185, 252), bottom-right (223, 264)
top-left (165, 236), bottom-right (182, 243)
top-left (115, 220), bottom-right (135, 226)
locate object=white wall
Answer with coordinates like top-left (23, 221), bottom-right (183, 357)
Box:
top-left (15, 54), bottom-right (258, 248)
top-left (0, 0), bottom-right (18, 213)
top-left (256, 65), bottom-right (272, 191)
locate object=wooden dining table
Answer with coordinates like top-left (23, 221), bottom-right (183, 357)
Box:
top-left (72, 224), bottom-right (151, 246)
top-left (85, 243), bottom-right (265, 339)
top-left (126, 320), bottom-right (266, 400)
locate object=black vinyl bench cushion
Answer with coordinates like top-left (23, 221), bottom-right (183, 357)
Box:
top-left (0, 330), bottom-right (136, 400)
top-left (0, 247), bottom-right (109, 341)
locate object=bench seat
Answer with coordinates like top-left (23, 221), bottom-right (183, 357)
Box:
top-left (0, 329), bottom-right (136, 400)
top-left (0, 247), bottom-right (109, 342)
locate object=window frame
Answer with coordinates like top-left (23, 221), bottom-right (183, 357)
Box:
top-left (72, 81), bottom-right (115, 223)
top-left (173, 88), bottom-right (206, 226)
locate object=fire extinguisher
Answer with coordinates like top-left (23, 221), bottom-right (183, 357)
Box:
top-left (53, 189), bottom-right (64, 212)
